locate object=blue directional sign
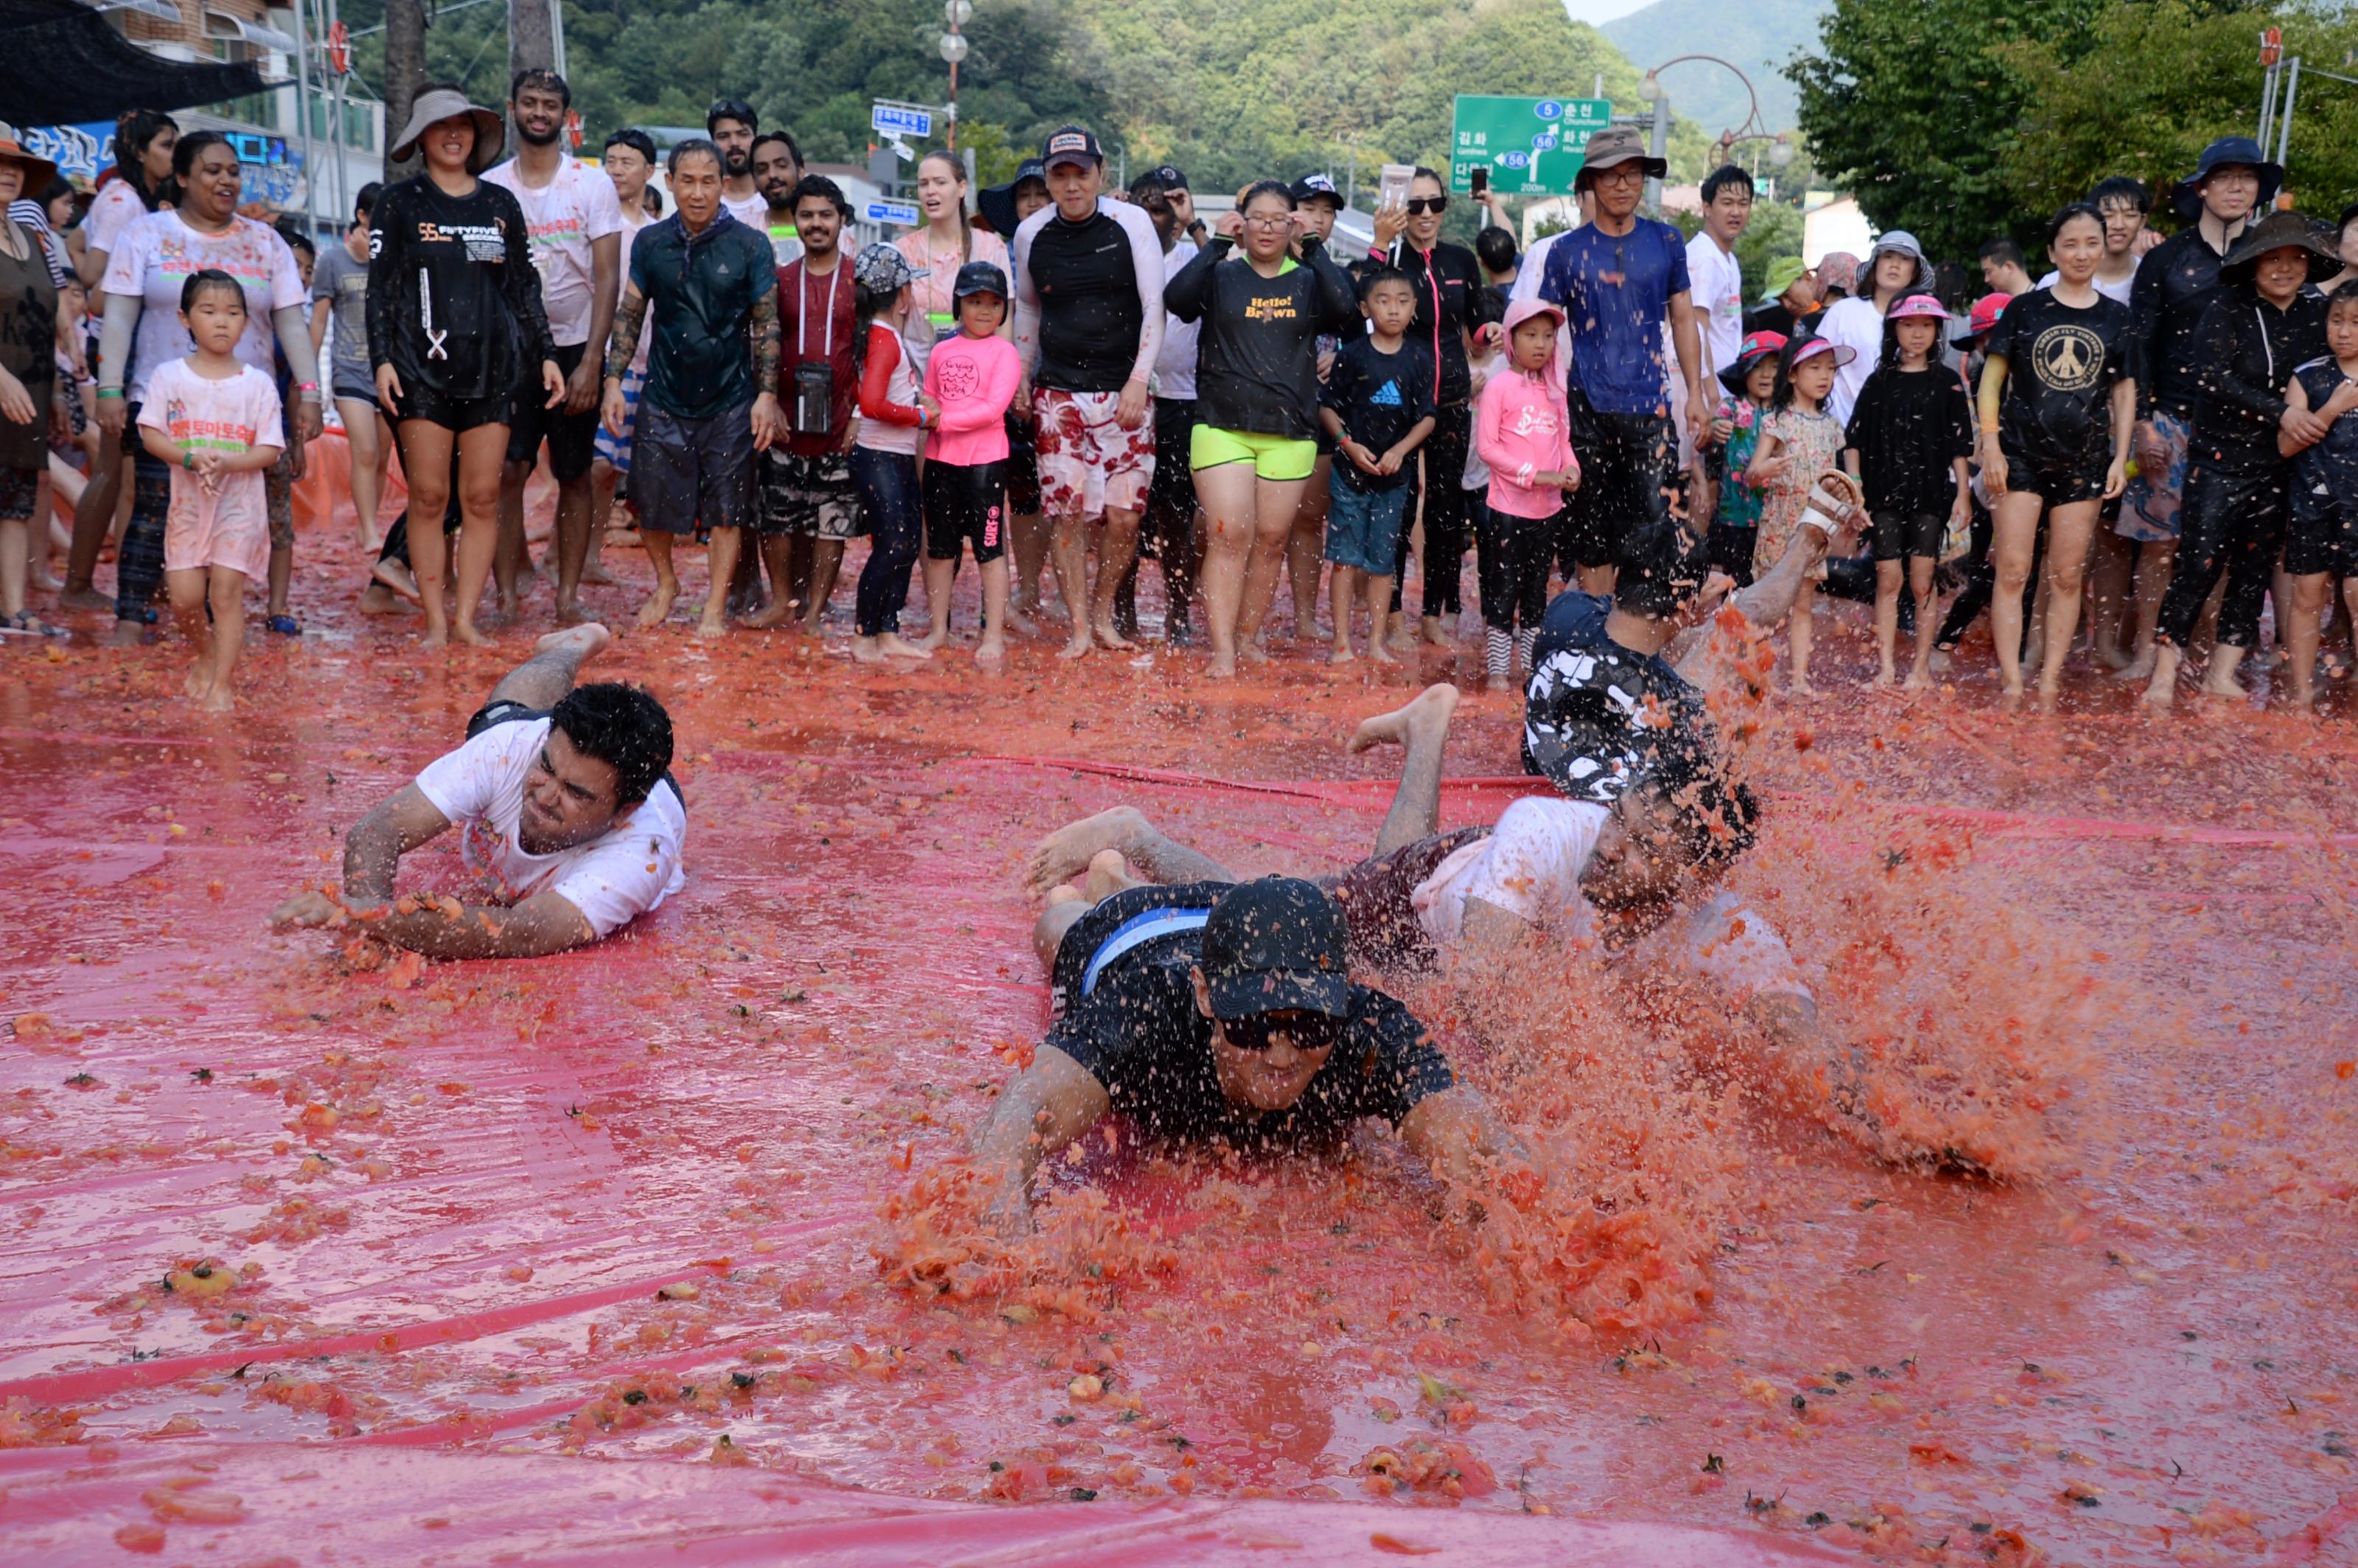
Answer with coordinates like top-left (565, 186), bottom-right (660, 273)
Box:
top-left (866, 199), bottom-right (922, 227)
top-left (872, 103), bottom-right (934, 140)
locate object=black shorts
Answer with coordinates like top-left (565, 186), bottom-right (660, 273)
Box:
top-left (391, 382), bottom-right (508, 434)
top-left (922, 458), bottom-right (1008, 564)
top-left (505, 343), bottom-right (599, 483)
top-left (1704, 522), bottom-right (1757, 588)
top-left (2285, 502), bottom-right (2358, 578)
top-left (1999, 441), bottom-right (2110, 506)
top-left (632, 400), bottom-right (758, 536)
top-left (1316, 826), bottom-right (1490, 975)
top-left (1048, 882), bottom-right (1225, 1023)
top-left (331, 374), bottom-right (380, 410)
top-left (0, 463), bottom-right (35, 520)
top-left (1562, 397), bottom-right (1676, 570)
top-left (1871, 508), bottom-right (1945, 561)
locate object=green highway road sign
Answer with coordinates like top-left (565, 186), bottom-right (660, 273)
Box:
top-left (1449, 95), bottom-right (1615, 197)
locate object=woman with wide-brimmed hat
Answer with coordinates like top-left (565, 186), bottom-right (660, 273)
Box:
top-left (367, 83), bottom-right (561, 648)
top-left (2141, 209), bottom-right (2338, 712)
top-left (0, 130), bottom-right (66, 634)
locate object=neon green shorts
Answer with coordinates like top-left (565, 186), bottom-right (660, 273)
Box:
top-left (1191, 424), bottom-right (1318, 482)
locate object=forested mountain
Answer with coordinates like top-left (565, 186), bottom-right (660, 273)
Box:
top-left (339, 0), bottom-right (1707, 192)
top-left (1600, 0), bottom-right (1828, 134)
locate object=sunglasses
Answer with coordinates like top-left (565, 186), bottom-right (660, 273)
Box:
top-left (1404, 196), bottom-right (1448, 215)
top-left (1220, 1010), bottom-right (1343, 1055)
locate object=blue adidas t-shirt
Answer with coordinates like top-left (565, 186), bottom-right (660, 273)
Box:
top-left (1320, 336), bottom-right (1437, 494)
top-left (1538, 218), bottom-right (1691, 416)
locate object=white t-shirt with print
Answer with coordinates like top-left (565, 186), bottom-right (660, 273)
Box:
top-left (483, 157), bottom-right (626, 348)
top-left (414, 717), bottom-right (687, 939)
top-left (1685, 231), bottom-right (1745, 378)
top-left (2035, 268), bottom-right (2136, 307)
top-left (101, 211), bottom-right (306, 406)
top-left (136, 359), bottom-right (285, 572)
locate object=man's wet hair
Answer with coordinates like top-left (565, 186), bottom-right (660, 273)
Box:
top-left (1700, 164), bottom-right (1754, 206)
top-left (1978, 236), bottom-right (2027, 271)
top-left (604, 128), bottom-right (657, 165)
top-left (667, 138), bottom-right (722, 178)
top-left (511, 67), bottom-right (570, 107)
top-left (1358, 264), bottom-right (1413, 303)
top-left (706, 98), bottom-right (756, 137)
top-left (2089, 175), bottom-right (2149, 214)
top-left (1614, 518), bottom-right (1711, 620)
top-left (2329, 278), bottom-right (2358, 313)
top-left (1632, 729), bottom-right (1759, 871)
top-left (752, 130), bottom-right (801, 167)
top-left (789, 175), bottom-right (853, 220)
top-left (550, 683), bottom-right (673, 806)
top-left (1474, 225), bottom-right (1518, 276)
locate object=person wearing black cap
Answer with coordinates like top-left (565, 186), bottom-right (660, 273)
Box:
top-left (974, 874), bottom-right (1542, 1232)
top-left (1012, 125), bottom-right (1168, 659)
top-left (2142, 210), bottom-right (2335, 711)
top-left (2119, 135), bottom-right (2280, 682)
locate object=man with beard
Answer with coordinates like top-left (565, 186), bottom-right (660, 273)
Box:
top-left (750, 130), bottom-right (805, 267)
top-left (755, 177), bottom-right (863, 632)
top-left (483, 69), bottom-right (623, 625)
top-left (709, 99), bottom-right (766, 228)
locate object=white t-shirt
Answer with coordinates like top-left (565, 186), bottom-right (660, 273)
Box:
top-left (102, 211), bottom-right (306, 406)
top-left (1685, 231), bottom-right (1745, 379)
top-left (722, 190), bottom-right (770, 231)
top-left (83, 178), bottom-right (149, 258)
top-left (1816, 294), bottom-right (1886, 428)
top-left (414, 717), bottom-right (687, 939)
top-left (483, 157), bottom-right (625, 348)
top-left (1155, 239), bottom-right (1201, 400)
top-left (136, 359), bottom-right (285, 573)
top-left (2035, 267), bottom-right (2136, 307)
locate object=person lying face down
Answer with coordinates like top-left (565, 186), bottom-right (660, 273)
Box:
top-left (269, 626), bottom-right (684, 959)
top-left (970, 875), bottom-right (1548, 1233)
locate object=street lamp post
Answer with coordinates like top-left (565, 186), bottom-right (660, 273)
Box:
top-left (941, 0), bottom-right (970, 151)
top-left (1636, 53), bottom-right (1793, 209)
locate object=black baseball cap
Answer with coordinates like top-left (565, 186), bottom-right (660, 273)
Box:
top-left (1040, 125), bottom-right (1103, 171)
top-left (952, 259), bottom-right (1008, 301)
top-left (1147, 163), bottom-right (1186, 191)
top-left (1289, 172), bottom-right (1342, 209)
top-left (1200, 878), bottom-right (1350, 1021)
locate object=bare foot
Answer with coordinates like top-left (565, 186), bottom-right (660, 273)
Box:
top-left (1238, 640), bottom-right (1270, 666)
top-left (371, 559), bottom-right (421, 605)
top-left (496, 589), bottom-right (524, 621)
top-left (555, 597), bottom-right (601, 626)
top-left (912, 626), bottom-right (950, 652)
top-left (1386, 626), bottom-right (1417, 653)
top-left (634, 585), bottom-right (676, 629)
top-left (1789, 676), bottom-right (1817, 699)
top-left (1329, 645), bottom-right (1356, 665)
top-left (1057, 631), bottom-right (1092, 661)
top-left (1366, 643), bottom-right (1397, 666)
top-left (742, 598), bottom-right (797, 630)
top-left (2094, 643), bottom-right (2133, 671)
top-left (1044, 885), bottom-right (1085, 909)
top-left (976, 637), bottom-right (1006, 667)
top-left (1025, 805), bottom-right (1150, 895)
top-left (357, 584), bottom-right (404, 617)
top-left (110, 618), bottom-right (146, 648)
top-left (183, 663), bottom-right (209, 699)
top-left (60, 586), bottom-right (114, 613)
top-left (1347, 681), bottom-right (1460, 755)
top-left (695, 613), bottom-right (727, 640)
top-left (2114, 651), bottom-right (2158, 682)
top-left (1084, 849), bottom-right (1139, 902)
top-left (1208, 651), bottom-right (1237, 678)
top-left (1484, 673), bottom-right (1515, 694)
top-left (580, 560), bottom-right (616, 587)
top-left (355, 527), bottom-right (384, 554)
top-left (536, 623), bottom-right (612, 663)
top-left (452, 620), bottom-right (494, 648)
top-left (1902, 666), bottom-right (1932, 692)
top-left (199, 685), bottom-right (234, 715)
top-left (2199, 671), bottom-right (2246, 699)
top-left (1875, 664), bottom-right (1897, 687)
top-left (1006, 607), bottom-right (1040, 638)
top-left (421, 617), bottom-right (449, 648)
top-left (1093, 617), bottom-right (1138, 652)
top-left (1418, 615), bottom-right (1449, 647)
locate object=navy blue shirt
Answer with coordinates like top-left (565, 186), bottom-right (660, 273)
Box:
top-left (1538, 219), bottom-right (1691, 416)
top-left (628, 210), bottom-right (776, 421)
top-left (2291, 356), bottom-right (2358, 525)
top-left (1321, 336), bottom-right (1436, 494)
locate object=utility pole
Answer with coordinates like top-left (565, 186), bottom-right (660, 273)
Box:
top-left (511, 0), bottom-right (556, 102)
top-left (382, 0), bottom-right (427, 179)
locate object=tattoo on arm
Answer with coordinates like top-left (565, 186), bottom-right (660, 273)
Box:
top-left (749, 290), bottom-right (781, 391)
top-left (606, 285), bottom-right (646, 384)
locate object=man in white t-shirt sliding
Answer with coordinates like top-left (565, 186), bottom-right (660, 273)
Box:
top-left (269, 625), bottom-right (685, 958)
top-left (483, 69), bottom-right (624, 626)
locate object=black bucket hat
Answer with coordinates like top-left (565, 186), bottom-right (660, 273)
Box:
top-left (2219, 209), bottom-right (2342, 287)
top-left (976, 158), bottom-right (1046, 237)
top-left (2173, 136), bottom-right (2285, 220)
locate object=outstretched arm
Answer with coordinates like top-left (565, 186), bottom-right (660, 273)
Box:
top-left (1665, 503), bottom-right (1862, 683)
top-left (1399, 1085), bottom-right (1550, 1218)
top-left (969, 1043), bottom-right (1113, 1233)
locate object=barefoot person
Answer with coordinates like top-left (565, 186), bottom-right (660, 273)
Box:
top-left (269, 626), bottom-right (682, 959)
top-left (600, 139), bottom-right (785, 636)
top-left (971, 874), bottom-right (1549, 1233)
top-left (367, 87), bottom-right (563, 647)
top-left (1012, 126), bottom-right (1166, 659)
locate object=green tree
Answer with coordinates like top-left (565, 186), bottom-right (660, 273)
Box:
top-left (2001, 1), bottom-right (2358, 226)
top-left (1789, 0), bottom-right (2111, 259)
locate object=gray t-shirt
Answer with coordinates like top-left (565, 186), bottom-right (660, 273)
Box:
top-left (312, 242), bottom-right (371, 388)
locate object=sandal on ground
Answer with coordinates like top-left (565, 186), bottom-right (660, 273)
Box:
top-left (266, 614), bottom-right (301, 635)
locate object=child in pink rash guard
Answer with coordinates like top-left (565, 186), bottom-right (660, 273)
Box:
top-left (922, 261), bottom-right (1023, 665)
top-left (1474, 295), bottom-right (1581, 689)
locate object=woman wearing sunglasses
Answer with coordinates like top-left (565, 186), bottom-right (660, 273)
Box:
top-left (1368, 169), bottom-right (1499, 647)
top-left (971, 875), bottom-right (1544, 1238)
